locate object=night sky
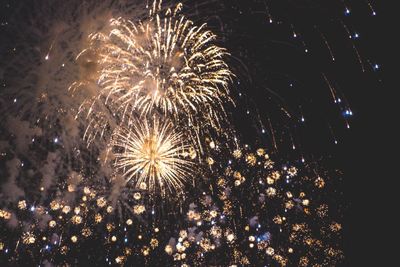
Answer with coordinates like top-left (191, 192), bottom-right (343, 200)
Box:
top-left (0, 0), bottom-right (388, 266)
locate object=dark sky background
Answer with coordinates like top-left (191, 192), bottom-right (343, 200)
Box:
top-left (211, 1), bottom-right (388, 265)
top-left (187, 1), bottom-right (389, 264)
top-left (0, 0), bottom-right (390, 266)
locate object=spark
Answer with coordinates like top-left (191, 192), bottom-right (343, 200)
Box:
top-left (316, 27), bottom-right (336, 62)
top-left (339, 20), bottom-right (366, 72)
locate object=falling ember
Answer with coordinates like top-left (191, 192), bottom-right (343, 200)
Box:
top-left (111, 117), bottom-right (193, 194)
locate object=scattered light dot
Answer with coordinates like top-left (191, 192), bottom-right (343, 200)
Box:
top-left (343, 110), bottom-right (353, 117)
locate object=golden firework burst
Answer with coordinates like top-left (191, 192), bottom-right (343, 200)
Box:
top-left (93, 4), bottom-right (231, 117)
top-left (72, 0), bottom-right (233, 147)
top-left (111, 117), bottom-right (193, 194)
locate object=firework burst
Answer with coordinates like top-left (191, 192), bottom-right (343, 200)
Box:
top-left (111, 117), bottom-right (193, 194)
top-left (72, 0), bottom-right (233, 148)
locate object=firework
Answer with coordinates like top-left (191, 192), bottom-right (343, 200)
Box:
top-left (72, 0), bottom-right (233, 148)
top-left (0, 0), bottom-right (378, 265)
top-left (22, 232), bottom-right (36, 245)
top-left (111, 117), bottom-right (193, 194)
top-left (163, 145), bottom-right (345, 266)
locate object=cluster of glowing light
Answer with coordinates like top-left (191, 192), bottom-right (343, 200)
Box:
top-left (111, 118), bottom-right (193, 194)
top-left (0, 145), bottom-right (344, 265)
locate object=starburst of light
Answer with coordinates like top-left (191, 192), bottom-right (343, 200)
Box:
top-left (72, 0), bottom-right (233, 148)
top-left (111, 117), bottom-right (193, 194)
